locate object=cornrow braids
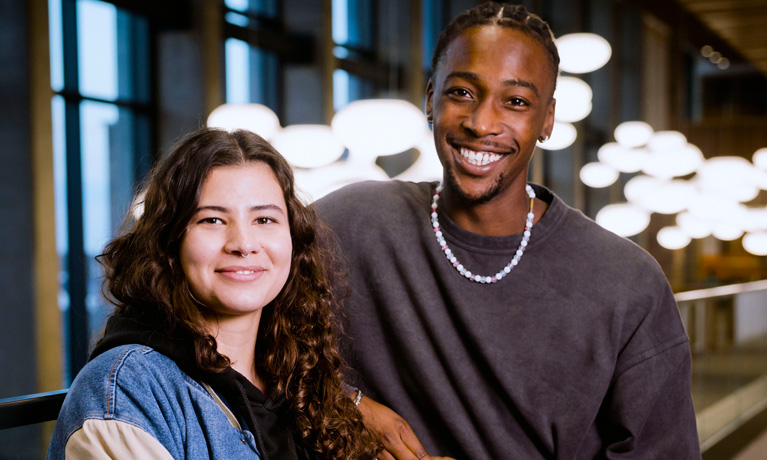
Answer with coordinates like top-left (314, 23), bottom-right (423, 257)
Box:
top-left (431, 2), bottom-right (559, 87)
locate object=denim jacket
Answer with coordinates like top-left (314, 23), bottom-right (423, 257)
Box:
top-left (47, 344), bottom-right (262, 459)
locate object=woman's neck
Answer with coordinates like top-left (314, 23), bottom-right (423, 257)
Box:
top-left (205, 311), bottom-right (266, 392)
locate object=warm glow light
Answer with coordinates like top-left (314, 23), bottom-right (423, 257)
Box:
top-left (625, 176), bottom-right (694, 214)
top-left (556, 33), bottom-right (612, 74)
top-left (331, 99), bottom-right (427, 160)
top-left (647, 131), bottom-right (687, 153)
top-left (207, 103), bottom-right (281, 140)
top-left (713, 222), bottom-right (744, 241)
top-left (538, 121), bottom-right (577, 150)
top-left (753, 148), bottom-right (767, 170)
top-left (293, 162), bottom-right (390, 202)
top-left (657, 226), bottom-right (691, 250)
top-left (676, 211), bottom-right (712, 239)
top-left (270, 125), bottom-right (344, 169)
top-left (688, 193), bottom-right (743, 221)
top-left (742, 208), bottom-right (767, 233)
top-left (597, 143), bottom-right (647, 173)
top-left (395, 129), bottom-right (444, 182)
top-left (641, 143), bottom-right (703, 179)
top-left (579, 162), bottom-right (619, 188)
top-left (614, 121), bottom-right (654, 148)
top-left (696, 156), bottom-right (761, 201)
top-left (743, 232), bottom-right (767, 255)
top-left (595, 203), bottom-right (650, 237)
top-left (553, 76), bottom-right (593, 122)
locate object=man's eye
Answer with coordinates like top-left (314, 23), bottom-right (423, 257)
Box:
top-left (448, 88), bottom-right (471, 98)
top-left (509, 98), bottom-right (528, 106)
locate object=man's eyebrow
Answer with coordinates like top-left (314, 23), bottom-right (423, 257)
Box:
top-left (503, 78), bottom-right (539, 97)
top-left (445, 71), bottom-right (540, 97)
top-left (195, 204), bottom-right (286, 215)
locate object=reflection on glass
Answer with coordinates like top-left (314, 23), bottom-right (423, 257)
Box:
top-left (226, 38), bottom-right (250, 104)
top-left (77, 0), bottom-right (117, 100)
top-left (48, 0), bottom-right (64, 91)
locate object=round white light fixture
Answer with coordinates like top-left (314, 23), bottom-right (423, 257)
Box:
top-left (597, 143), bottom-right (647, 173)
top-left (696, 156), bottom-right (760, 200)
top-left (657, 226), bottom-right (691, 250)
top-left (688, 192), bottom-right (743, 222)
top-left (270, 124), bottom-right (344, 169)
top-left (753, 148), bottom-right (767, 170)
top-left (614, 121), bottom-right (654, 148)
top-left (556, 33), bottom-right (612, 74)
top-left (626, 177), bottom-right (695, 214)
top-left (331, 99), bottom-right (427, 161)
top-left (395, 129), bottom-right (444, 182)
top-left (537, 121), bottom-right (577, 150)
top-left (743, 231), bottom-right (767, 255)
top-left (641, 143), bottom-right (704, 179)
top-left (676, 211), bottom-right (712, 239)
top-left (595, 203), bottom-right (650, 237)
top-left (579, 162), bottom-right (619, 188)
top-left (553, 76), bottom-right (593, 122)
top-left (712, 222), bottom-right (744, 241)
top-left (207, 103), bottom-right (281, 140)
top-left (647, 130), bottom-right (687, 153)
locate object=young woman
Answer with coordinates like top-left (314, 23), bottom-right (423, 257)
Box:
top-left (47, 128), bottom-right (379, 459)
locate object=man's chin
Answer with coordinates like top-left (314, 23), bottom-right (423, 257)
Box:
top-left (443, 166), bottom-right (503, 206)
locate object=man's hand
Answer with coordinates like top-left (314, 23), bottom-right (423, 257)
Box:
top-left (357, 396), bottom-right (456, 460)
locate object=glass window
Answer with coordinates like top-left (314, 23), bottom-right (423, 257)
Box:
top-left (49, 0), bottom-right (153, 382)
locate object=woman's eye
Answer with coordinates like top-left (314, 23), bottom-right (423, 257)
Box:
top-left (199, 217), bottom-right (223, 224)
top-left (255, 217), bottom-right (276, 225)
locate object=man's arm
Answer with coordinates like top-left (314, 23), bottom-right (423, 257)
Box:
top-left (599, 338), bottom-right (700, 458)
top-left (356, 395), bottom-right (456, 460)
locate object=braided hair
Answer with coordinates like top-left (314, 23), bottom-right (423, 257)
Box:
top-left (431, 2), bottom-right (559, 88)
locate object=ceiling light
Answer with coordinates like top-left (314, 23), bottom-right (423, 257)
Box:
top-left (614, 121), bottom-right (654, 148)
top-left (553, 76), bottom-right (593, 122)
top-left (270, 124), bottom-right (344, 169)
top-left (207, 103), bottom-right (281, 140)
top-left (595, 203), bottom-right (650, 237)
top-left (331, 99), bottom-right (427, 161)
top-left (597, 143), bottom-right (647, 173)
top-left (556, 33), bottom-right (612, 74)
top-left (743, 232), bottom-right (767, 255)
top-left (657, 226), bottom-right (691, 250)
top-left (579, 162), bottom-right (619, 188)
top-left (537, 122), bottom-right (577, 150)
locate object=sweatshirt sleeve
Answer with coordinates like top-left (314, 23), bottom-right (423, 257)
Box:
top-left (597, 282), bottom-right (700, 459)
top-left (65, 419), bottom-right (174, 460)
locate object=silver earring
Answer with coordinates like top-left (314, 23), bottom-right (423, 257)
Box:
top-left (538, 135), bottom-right (549, 143)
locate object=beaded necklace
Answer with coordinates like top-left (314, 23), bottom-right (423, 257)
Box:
top-left (430, 183), bottom-right (536, 283)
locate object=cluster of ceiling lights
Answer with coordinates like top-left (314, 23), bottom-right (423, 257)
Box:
top-left (206, 32), bottom-right (765, 255)
top-left (536, 33), bottom-right (612, 151)
top-left (587, 122), bottom-right (767, 255)
top-left (701, 45), bottom-right (730, 70)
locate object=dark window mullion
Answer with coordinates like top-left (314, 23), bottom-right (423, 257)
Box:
top-left (61, 0), bottom-right (89, 379)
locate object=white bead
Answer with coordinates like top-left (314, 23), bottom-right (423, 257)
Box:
top-left (457, 265), bottom-right (464, 271)
top-left (516, 249), bottom-right (524, 257)
top-left (466, 271), bottom-right (472, 277)
top-left (527, 212), bottom-right (534, 219)
top-left (431, 212), bottom-right (438, 218)
top-left (436, 231), bottom-right (442, 237)
top-left (432, 221), bottom-right (439, 227)
top-left (504, 266), bottom-right (511, 273)
top-left (521, 240), bottom-right (527, 247)
top-left (511, 259), bottom-right (518, 266)
top-left (524, 230), bottom-right (531, 237)
top-left (449, 256), bottom-right (456, 263)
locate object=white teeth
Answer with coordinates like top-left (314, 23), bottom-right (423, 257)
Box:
top-left (235, 270), bottom-right (255, 275)
top-left (459, 147), bottom-right (502, 166)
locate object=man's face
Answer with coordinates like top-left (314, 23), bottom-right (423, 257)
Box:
top-left (426, 26), bottom-right (556, 205)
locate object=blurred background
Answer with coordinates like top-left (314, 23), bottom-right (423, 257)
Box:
top-left (1, 0), bottom-right (767, 458)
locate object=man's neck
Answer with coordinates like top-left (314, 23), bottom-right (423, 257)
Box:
top-left (442, 186), bottom-right (547, 236)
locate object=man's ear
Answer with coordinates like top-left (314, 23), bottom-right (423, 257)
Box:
top-left (540, 97), bottom-right (556, 140)
top-left (425, 79), bottom-right (434, 123)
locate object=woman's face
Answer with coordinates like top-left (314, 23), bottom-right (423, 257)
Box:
top-left (180, 162), bottom-right (292, 320)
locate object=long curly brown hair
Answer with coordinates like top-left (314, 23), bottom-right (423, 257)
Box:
top-left (98, 127), bottom-right (378, 459)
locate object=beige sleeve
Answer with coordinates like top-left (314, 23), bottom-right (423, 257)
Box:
top-left (65, 419), bottom-right (174, 460)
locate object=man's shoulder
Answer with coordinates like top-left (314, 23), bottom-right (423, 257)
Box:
top-left (315, 180), bottom-right (432, 224)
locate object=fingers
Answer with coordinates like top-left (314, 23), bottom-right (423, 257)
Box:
top-left (378, 420), bottom-right (430, 460)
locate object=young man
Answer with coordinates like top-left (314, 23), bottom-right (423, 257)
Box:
top-left (317, 3), bottom-right (700, 459)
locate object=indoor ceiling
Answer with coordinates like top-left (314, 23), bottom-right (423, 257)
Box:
top-left (675, 0), bottom-right (767, 75)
